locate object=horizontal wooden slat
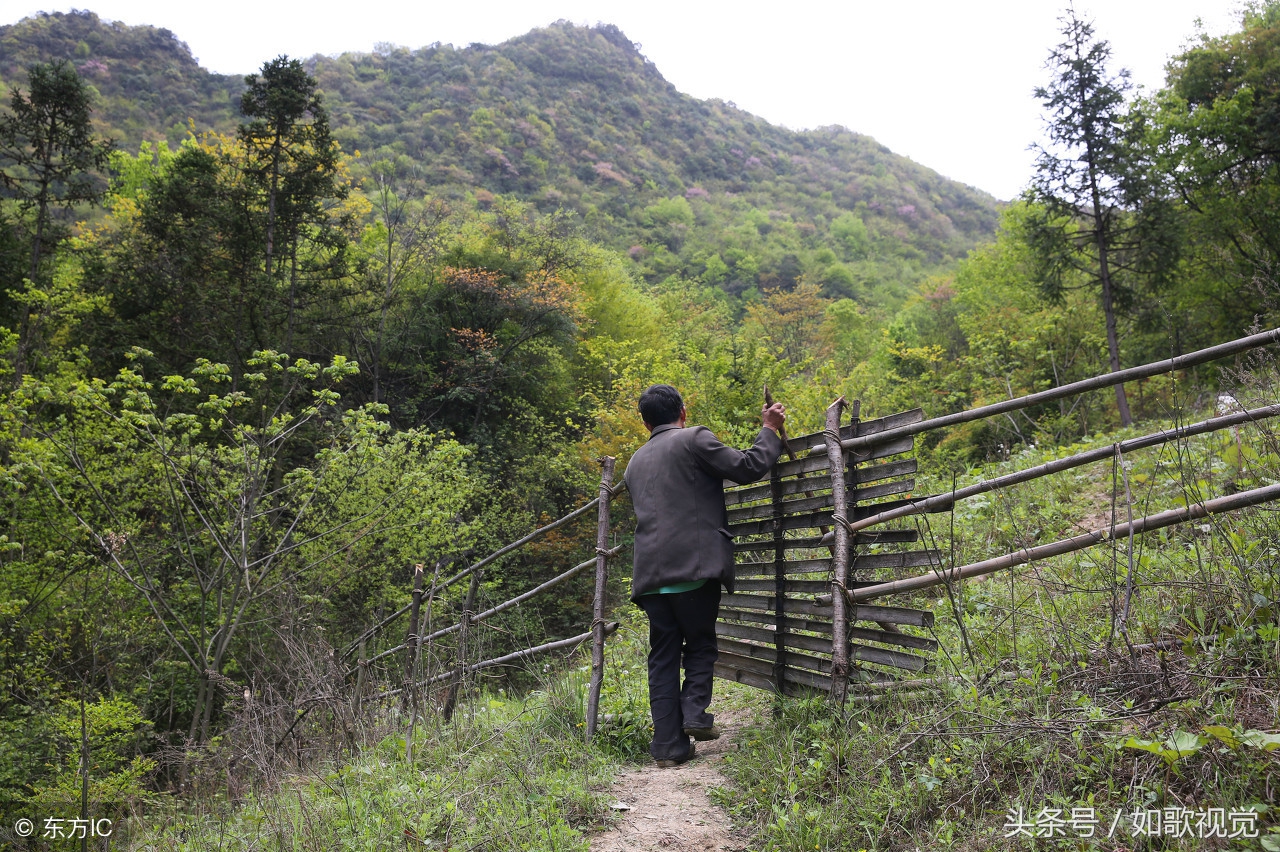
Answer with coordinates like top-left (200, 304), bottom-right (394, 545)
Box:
top-left (851, 604), bottom-right (935, 628)
top-left (726, 491), bottom-right (834, 523)
top-left (713, 660), bottom-right (826, 695)
top-left (725, 456), bottom-right (917, 509)
top-left (713, 663), bottom-right (779, 693)
top-left (733, 578), bottom-right (832, 595)
top-left (852, 550), bottom-right (941, 572)
top-left (719, 635), bottom-right (926, 674)
top-left (719, 608), bottom-right (833, 635)
top-left (773, 434), bottom-right (914, 479)
top-left (727, 510), bottom-right (833, 537)
top-left (847, 434), bottom-right (916, 464)
top-left (850, 478), bottom-right (914, 503)
top-left (851, 643), bottom-right (929, 672)
top-left (726, 478), bottom-right (916, 523)
top-left (856, 408), bottom-right (926, 437)
top-left (847, 625), bottom-right (938, 652)
top-left (851, 529), bottom-right (920, 546)
top-left (790, 409), bottom-right (924, 455)
top-left (722, 593), bottom-right (833, 619)
top-left (786, 422), bottom-right (858, 455)
top-left (725, 596), bottom-right (933, 628)
top-left (733, 529), bottom-right (918, 553)
top-left (715, 649), bottom-right (791, 682)
top-left (724, 474), bottom-right (833, 506)
top-left (853, 458), bottom-right (918, 487)
top-left (733, 535), bottom-right (827, 553)
top-left (719, 622), bottom-right (857, 660)
top-left (721, 637), bottom-right (839, 675)
top-left (734, 557), bottom-right (831, 577)
top-left (728, 500), bottom-right (915, 538)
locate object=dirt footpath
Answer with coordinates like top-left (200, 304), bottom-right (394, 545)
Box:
top-left (591, 711), bottom-right (749, 852)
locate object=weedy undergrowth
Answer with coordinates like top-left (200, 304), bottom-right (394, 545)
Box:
top-left (716, 392), bottom-right (1280, 851)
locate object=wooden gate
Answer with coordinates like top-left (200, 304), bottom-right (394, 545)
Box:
top-left (715, 403), bottom-right (940, 696)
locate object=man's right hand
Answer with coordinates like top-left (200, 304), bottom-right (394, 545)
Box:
top-left (762, 402), bottom-right (786, 433)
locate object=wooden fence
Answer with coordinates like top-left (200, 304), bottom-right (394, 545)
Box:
top-left (343, 327), bottom-right (1280, 735)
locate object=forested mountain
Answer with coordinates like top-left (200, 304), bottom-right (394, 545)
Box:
top-left (0, 11), bottom-right (1000, 304)
top-left (4, 3), bottom-right (1279, 831)
top-left (0, 11), bottom-right (243, 142)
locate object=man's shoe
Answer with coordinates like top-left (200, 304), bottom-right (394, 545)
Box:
top-left (655, 743), bottom-right (696, 767)
top-left (684, 725), bottom-right (721, 741)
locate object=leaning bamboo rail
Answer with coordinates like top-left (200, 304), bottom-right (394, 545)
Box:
top-left (348, 545), bottom-right (627, 677)
top-left (839, 482), bottom-right (1280, 603)
top-left (833, 327), bottom-right (1280, 455)
top-left (440, 482), bottom-right (629, 590)
top-left (816, 401), bottom-right (1280, 554)
top-left (378, 622), bottom-right (621, 700)
top-left (585, 456), bottom-right (615, 740)
top-left (341, 478), bottom-right (633, 662)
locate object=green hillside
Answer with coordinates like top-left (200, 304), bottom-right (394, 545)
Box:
top-left (0, 11), bottom-right (1000, 304)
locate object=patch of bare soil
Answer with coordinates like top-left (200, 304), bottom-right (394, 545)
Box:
top-left (590, 709), bottom-right (750, 852)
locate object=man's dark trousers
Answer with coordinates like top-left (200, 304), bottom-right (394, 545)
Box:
top-left (637, 581), bottom-right (721, 761)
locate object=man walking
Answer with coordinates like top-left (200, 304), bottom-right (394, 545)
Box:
top-left (624, 384), bottom-right (786, 766)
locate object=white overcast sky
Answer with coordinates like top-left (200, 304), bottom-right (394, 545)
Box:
top-left (7, 1), bottom-right (1246, 200)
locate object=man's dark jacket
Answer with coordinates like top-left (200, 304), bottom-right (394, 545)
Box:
top-left (624, 423), bottom-right (782, 602)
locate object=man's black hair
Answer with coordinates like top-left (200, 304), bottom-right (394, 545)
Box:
top-left (638, 384), bottom-right (684, 426)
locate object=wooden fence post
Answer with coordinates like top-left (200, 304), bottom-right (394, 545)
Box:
top-left (770, 458), bottom-right (787, 697)
top-left (823, 398), bottom-right (852, 704)
top-left (401, 564), bottom-right (425, 715)
top-left (585, 455), bottom-right (615, 740)
top-left (353, 638), bottom-right (367, 716)
top-left (443, 569), bottom-right (482, 723)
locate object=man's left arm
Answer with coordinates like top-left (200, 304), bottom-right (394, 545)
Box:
top-left (691, 403), bottom-right (786, 484)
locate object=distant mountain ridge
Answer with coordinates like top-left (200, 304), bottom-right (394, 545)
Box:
top-left (0, 10), bottom-right (1001, 297)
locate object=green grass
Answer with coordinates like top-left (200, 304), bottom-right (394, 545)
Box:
top-left (131, 399), bottom-right (1280, 852)
top-left (714, 399), bottom-right (1280, 851)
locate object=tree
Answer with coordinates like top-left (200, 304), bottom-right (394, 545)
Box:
top-left (1024, 7), bottom-right (1176, 427)
top-left (357, 161), bottom-right (449, 407)
top-left (238, 56), bottom-right (350, 351)
top-left (13, 350), bottom-right (481, 753)
top-left (1158, 2), bottom-right (1280, 317)
top-left (91, 141), bottom-right (262, 374)
top-left (0, 60), bottom-right (112, 377)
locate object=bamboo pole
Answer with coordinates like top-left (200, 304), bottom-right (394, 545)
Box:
top-left (379, 622), bottom-right (621, 699)
top-left (840, 482), bottom-right (1280, 603)
top-left (586, 456), bottom-right (615, 740)
top-left (819, 402), bottom-right (1280, 547)
top-left (440, 498), bottom-right (604, 590)
top-left (823, 397), bottom-right (852, 705)
top-left (770, 446), bottom-right (787, 696)
top-left (342, 483), bottom-right (633, 662)
top-left (347, 548), bottom-right (625, 677)
top-left (443, 569), bottom-right (482, 722)
top-left (405, 559), bottom-right (442, 762)
top-left (340, 601), bottom-right (414, 660)
top-left (420, 547), bottom-right (624, 644)
top-left (401, 563), bottom-right (425, 716)
top-left (353, 638), bottom-right (367, 715)
top-left (839, 327), bottom-right (1280, 454)
top-left (766, 384), bottom-right (835, 553)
